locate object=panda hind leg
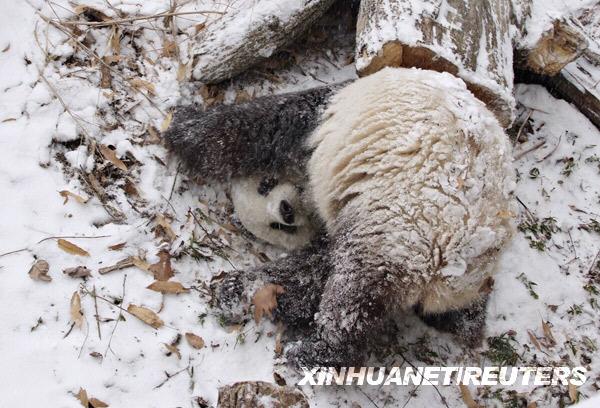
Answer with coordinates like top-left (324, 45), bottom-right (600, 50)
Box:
top-left (415, 296), bottom-right (489, 347)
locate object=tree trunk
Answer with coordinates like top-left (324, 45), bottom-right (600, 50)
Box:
top-left (355, 0), bottom-right (516, 127)
top-left (191, 0), bottom-right (335, 84)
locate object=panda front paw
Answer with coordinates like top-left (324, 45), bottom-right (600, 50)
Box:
top-left (286, 336), bottom-right (364, 369)
top-left (210, 272), bottom-right (248, 325)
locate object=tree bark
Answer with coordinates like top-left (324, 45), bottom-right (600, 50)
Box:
top-left (191, 0), bottom-right (335, 84)
top-left (355, 0), bottom-right (516, 128)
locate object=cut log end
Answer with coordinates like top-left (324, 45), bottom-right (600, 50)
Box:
top-left (357, 41), bottom-right (513, 128)
top-left (519, 19), bottom-right (588, 77)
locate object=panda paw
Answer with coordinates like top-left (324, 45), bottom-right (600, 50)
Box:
top-left (210, 272), bottom-right (248, 325)
top-left (285, 336), bottom-right (364, 369)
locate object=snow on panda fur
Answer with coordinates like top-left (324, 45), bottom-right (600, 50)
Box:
top-left (307, 68), bottom-right (515, 315)
top-left (164, 67), bottom-right (515, 366)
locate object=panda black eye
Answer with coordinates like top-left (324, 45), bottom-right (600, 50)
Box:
top-left (257, 177), bottom-right (278, 196)
top-left (279, 200), bottom-right (295, 224)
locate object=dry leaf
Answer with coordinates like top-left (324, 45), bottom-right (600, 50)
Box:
top-left (149, 250), bottom-right (173, 281)
top-left (274, 331), bottom-right (283, 356)
top-left (127, 304), bottom-right (163, 329)
top-left (459, 385), bottom-right (481, 408)
top-left (108, 242), bottom-right (126, 251)
top-left (99, 144), bottom-right (127, 172)
top-left (527, 402), bottom-right (538, 408)
top-left (252, 284), bottom-right (285, 323)
top-left (160, 111), bottom-right (173, 132)
top-left (528, 330), bottom-right (542, 351)
top-left (109, 25), bottom-right (120, 55)
top-left (147, 281), bottom-right (189, 294)
top-left (164, 343), bottom-right (181, 359)
top-left (161, 40), bottom-right (178, 58)
top-left (194, 23), bottom-right (206, 33)
top-left (59, 190), bottom-right (89, 205)
top-left (64, 266), bottom-right (92, 279)
top-left (185, 332), bottom-right (205, 349)
top-left (568, 383), bottom-right (578, 402)
top-left (542, 320), bottom-right (556, 346)
top-left (176, 63), bottom-right (187, 82)
top-left (73, 6), bottom-right (109, 22)
top-left (99, 61), bottom-right (111, 89)
top-left (155, 213), bottom-right (177, 242)
top-left (58, 239), bottom-right (90, 257)
top-left (89, 398), bottom-right (108, 408)
top-left (123, 179), bottom-right (139, 197)
top-left (71, 291), bottom-right (83, 327)
top-left (76, 387), bottom-right (89, 407)
top-left (28, 260), bottom-right (51, 282)
top-left (130, 78), bottom-right (156, 96)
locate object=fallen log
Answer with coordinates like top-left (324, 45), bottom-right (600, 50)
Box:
top-left (355, 0), bottom-right (516, 127)
top-left (191, 0), bottom-right (335, 84)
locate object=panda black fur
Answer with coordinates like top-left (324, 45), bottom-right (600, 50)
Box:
top-left (164, 67), bottom-right (515, 367)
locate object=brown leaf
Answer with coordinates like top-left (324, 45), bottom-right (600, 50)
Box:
top-left (149, 250), bottom-right (173, 281)
top-left (274, 331), bottom-right (283, 356)
top-left (164, 343), bottom-right (181, 359)
top-left (252, 284), bottom-right (284, 323)
top-left (194, 23), bottom-right (206, 33)
top-left (58, 239), bottom-right (90, 257)
top-left (132, 256), bottom-right (151, 272)
top-left (127, 304), bottom-right (163, 329)
top-left (123, 179), bottom-right (139, 197)
top-left (459, 385), bottom-right (481, 408)
top-left (527, 402), bottom-right (538, 408)
top-left (542, 320), bottom-right (556, 346)
top-left (147, 281), bottom-right (189, 294)
top-left (64, 266), bottom-right (92, 279)
top-left (160, 111), bottom-right (173, 132)
top-left (176, 63), bottom-right (187, 82)
top-left (28, 260), bottom-right (51, 282)
top-left (155, 213), bottom-right (177, 242)
top-left (76, 388), bottom-right (89, 407)
top-left (130, 79), bottom-right (156, 96)
top-left (73, 6), bottom-right (109, 22)
top-left (108, 242), bottom-right (126, 251)
top-left (568, 383), bottom-right (578, 402)
top-left (185, 332), bottom-right (205, 349)
top-left (161, 40), bottom-right (178, 58)
top-left (71, 291), bottom-right (84, 327)
top-left (100, 62), bottom-right (111, 89)
top-left (527, 330), bottom-right (542, 351)
top-left (59, 190), bottom-right (89, 204)
top-left (109, 25), bottom-right (120, 55)
top-left (99, 144), bottom-right (127, 172)
top-left (90, 398), bottom-right (109, 408)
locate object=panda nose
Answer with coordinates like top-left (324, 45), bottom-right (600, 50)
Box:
top-left (279, 200), bottom-right (295, 225)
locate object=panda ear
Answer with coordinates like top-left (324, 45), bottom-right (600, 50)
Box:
top-left (257, 177), bottom-right (279, 196)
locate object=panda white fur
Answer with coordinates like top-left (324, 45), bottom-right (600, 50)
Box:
top-left (165, 67), bottom-right (515, 366)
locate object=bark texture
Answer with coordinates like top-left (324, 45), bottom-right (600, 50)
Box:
top-left (355, 0), bottom-right (516, 127)
top-left (191, 0), bottom-right (335, 83)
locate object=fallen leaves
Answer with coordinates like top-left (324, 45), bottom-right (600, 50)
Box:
top-left (459, 384), bottom-right (482, 408)
top-left (58, 239), bottom-right (90, 257)
top-left (28, 260), bottom-right (51, 282)
top-left (59, 190), bottom-right (89, 204)
top-left (130, 78), bottom-right (156, 96)
top-left (164, 343), bottom-right (181, 360)
top-left (160, 111), bottom-right (173, 132)
top-left (99, 144), bottom-right (127, 172)
top-left (108, 242), bottom-right (126, 251)
top-left (64, 266), bottom-right (92, 278)
top-left (185, 332), bottom-right (205, 349)
top-left (149, 250), bottom-right (173, 281)
top-left (76, 387), bottom-right (109, 407)
top-left (252, 284), bottom-right (284, 323)
top-left (147, 280), bottom-right (189, 294)
top-left (127, 304), bottom-right (163, 329)
top-left (71, 292), bottom-right (84, 327)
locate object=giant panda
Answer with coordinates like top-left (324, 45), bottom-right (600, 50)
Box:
top-left (164, 67), bottom-right (516, 366)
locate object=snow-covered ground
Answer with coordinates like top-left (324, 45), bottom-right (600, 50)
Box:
top-left (1, 1), bottom-right (600, 407)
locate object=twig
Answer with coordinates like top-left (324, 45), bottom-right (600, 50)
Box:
top-left (587, 249), bottom-right (600, 275)
top-left (357, 388), bottom-right (381, 408)
top-left (516, 196), bottom-right (536, 221)
top-left (0, 234), bottom-right (110, 258)
top-left (0, 248), bottom-right (29, 258)
top-left (93, 285), bottom-right (102, 340)
top-left (513, 109), bottom-right (533, 144)
top-left (58, 10), bottom-right (224, 27)
top-left (104, 274), bottom-right (127, 357)
top-left (396, 350), bottom-right (450, 408)
top-left (513, 140), bottom-right (546, 161)
top-left (154, 364), bottom-right (190, 389)
top-left (537, 133), bottom-right (563, 163)
top-left (168, 162), bottom-right (181, 201)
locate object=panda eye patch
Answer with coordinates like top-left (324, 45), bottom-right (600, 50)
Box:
top-left (257, 177), bottom-right (278, 196)
top-left (279, 200), bottom-right (295, 224)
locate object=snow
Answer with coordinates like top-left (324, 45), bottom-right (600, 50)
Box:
top-left (0, 1), bottom-right (600, 407)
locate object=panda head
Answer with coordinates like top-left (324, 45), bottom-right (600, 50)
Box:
top-left (231, 176), bottom-right (316, 250)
